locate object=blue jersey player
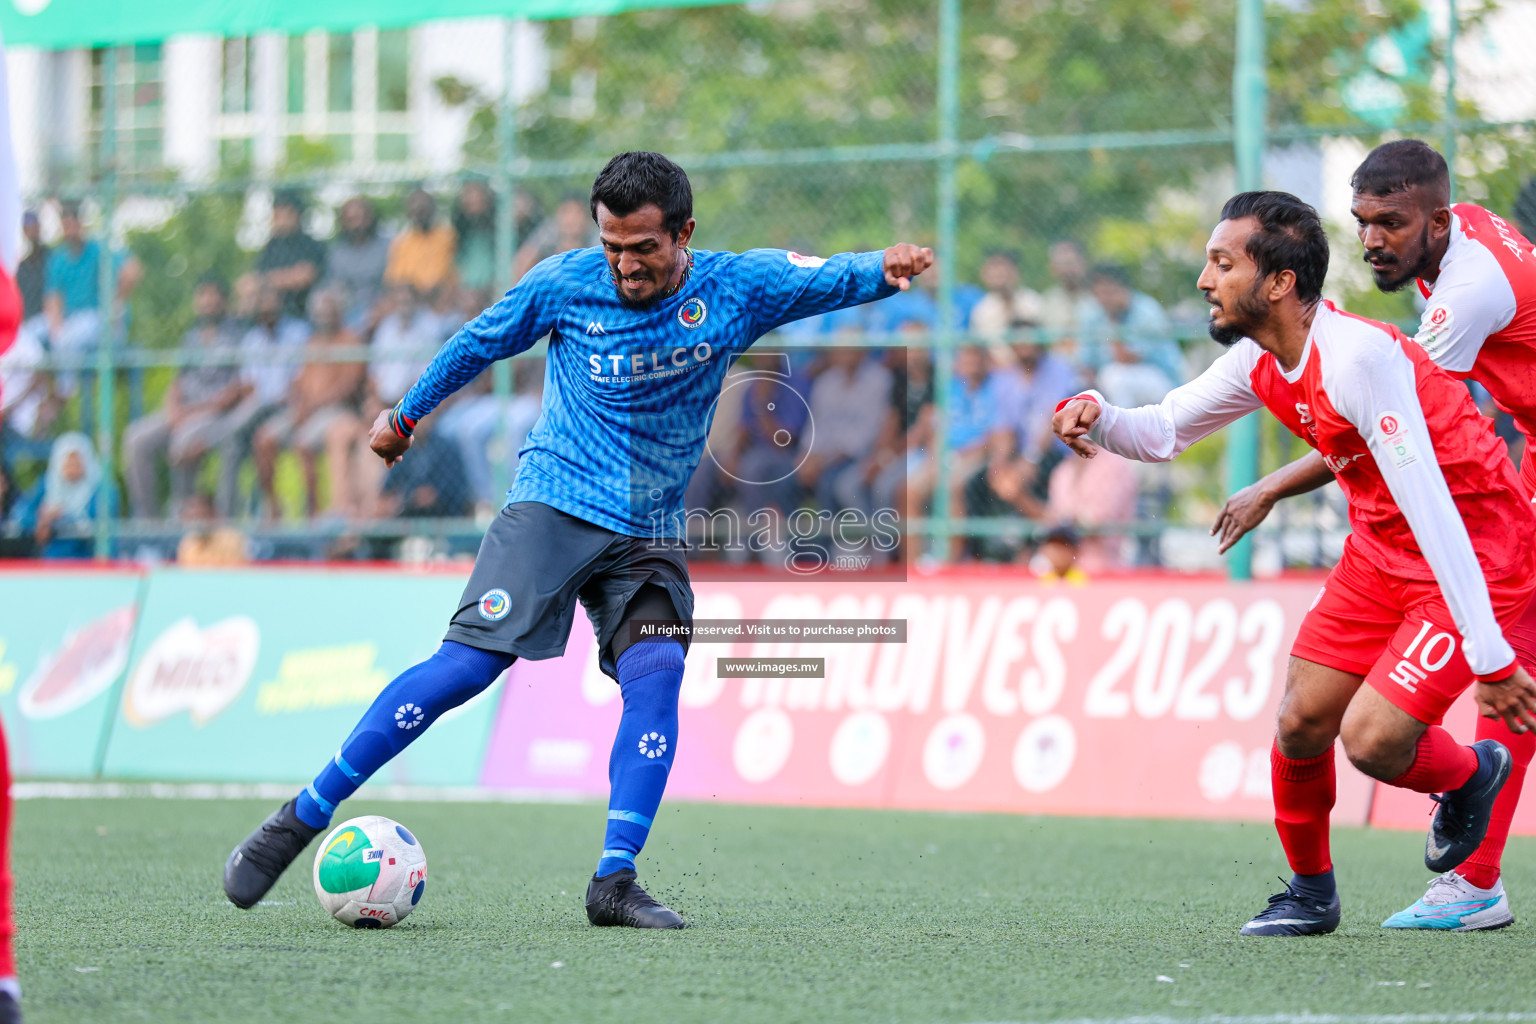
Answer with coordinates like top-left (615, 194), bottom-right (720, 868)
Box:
top-left (223, 151), bottom-right (934, 928)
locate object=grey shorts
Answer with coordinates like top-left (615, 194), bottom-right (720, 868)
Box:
top-left (445, 501), bottom-right (693, 679)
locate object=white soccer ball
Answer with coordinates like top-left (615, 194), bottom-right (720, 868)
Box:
top-left (312, 815), bottom-right (428, 928)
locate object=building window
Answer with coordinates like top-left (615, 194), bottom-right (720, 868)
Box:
top-left (90, 43), bottom-right (164, 178)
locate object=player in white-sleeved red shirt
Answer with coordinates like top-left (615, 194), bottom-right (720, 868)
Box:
top-left (1053, 191), bottom-right (1536, 937)
top-left (1212, 141), bottom-right (1536, 929)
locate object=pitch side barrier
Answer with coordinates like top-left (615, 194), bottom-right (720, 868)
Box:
top-left (3, 565), bottom-right (1528, 834)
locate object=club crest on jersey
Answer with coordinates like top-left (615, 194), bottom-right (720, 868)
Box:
top-left (787, 251), bottom-right (827, 269)
top-left (478, 588), bottom-right (512, 621)
top-left (678, 297), bottom-right (707, 329)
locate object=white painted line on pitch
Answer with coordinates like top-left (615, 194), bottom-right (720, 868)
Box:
top-left (954, 1017), bottom-right (1536, 1024)
top-left (13, 781), bottom-right (589, 804)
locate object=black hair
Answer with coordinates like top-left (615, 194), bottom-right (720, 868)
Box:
top-left (1351, 139), bottom-right (1450, 201)
top-left (272, 188), bottom-right (306, 212)
top-left (1090, 263), bottom-right (1131, 288)
top-left (589, 152), bottom-right (693, 238)
top-left (59, 199), bottom-right (81, 219)
top-left (1514, 176), bottom-right (1536, 236)
top-left (1219, 191), bottom-right (1329, 304)
top-left (194, 272), bottom-right (229, 298)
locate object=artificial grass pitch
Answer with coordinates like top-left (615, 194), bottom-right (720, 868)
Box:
top-left (17, 796), bottom-right (1536, 1024)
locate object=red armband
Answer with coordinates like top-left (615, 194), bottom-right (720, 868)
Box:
top-left (1053, 393), bottom-right (1100, 414)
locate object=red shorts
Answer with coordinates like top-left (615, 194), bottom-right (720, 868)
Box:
top-left (1291, 538), bottom-right (1535, 725)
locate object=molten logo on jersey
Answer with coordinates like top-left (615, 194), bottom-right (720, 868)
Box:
top-left (479, 588), bottom-right (512, 621)
top-left (678, 297), bottom-right (707, 329)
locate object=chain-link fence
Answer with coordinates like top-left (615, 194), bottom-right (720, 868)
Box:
top-left (1, 0), bottom-right (1533, 573)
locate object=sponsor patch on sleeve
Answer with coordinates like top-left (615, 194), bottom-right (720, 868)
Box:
top-left (1415, 303), bottom-right (1454, 355)
top-left (1376, 410), bottom-right (1418, 469)
top-left (786, 251), bottom-right (827, 269)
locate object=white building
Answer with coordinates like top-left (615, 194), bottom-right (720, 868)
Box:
top-left (4, 18), bottom-right (548, 196)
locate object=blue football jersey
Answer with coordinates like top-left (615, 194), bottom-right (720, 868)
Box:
top-left (399, 246), bottom-right (896, 536)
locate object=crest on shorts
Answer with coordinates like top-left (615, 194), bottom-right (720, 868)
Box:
top-left (678, 297), bottom-right (707, 329)
top-left (478, 588), bottom-right (512, 621)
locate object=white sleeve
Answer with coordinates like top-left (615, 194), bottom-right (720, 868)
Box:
top-left (1326, 341), bottom-right (1516, 678)
top-left (1416, 262), bottom-right (1516, 375)
top-left (1081, 342), bottom-right (1264, 462)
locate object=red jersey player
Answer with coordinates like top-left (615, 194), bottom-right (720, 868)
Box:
top-left (1215, 141), bottom-right (1536, 929)
top-left (1052, 191), bottom-right (1536, 936)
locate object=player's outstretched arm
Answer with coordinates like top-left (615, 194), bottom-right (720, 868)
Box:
top-left (1211, 450), bottom-right (1334, 554)
top-left (1051, 397), bottom-right (1103, 458)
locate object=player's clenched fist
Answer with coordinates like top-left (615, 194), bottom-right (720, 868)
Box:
top-left (883, 244), bottom-right (934, 291)
top-left (1475, 665), bottom-right (1536, 735)
top-left (1052, 398), bottom-right (1101, 459)
top-left (368, 408), bottom-right (414, 467)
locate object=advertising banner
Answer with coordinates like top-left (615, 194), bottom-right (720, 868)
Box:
top-left (0, 568), bottom-right (142, 777)
top-left (481, 575), bottom-right (1379, 826)
top-left (101, 567), bottom-right (499, 786)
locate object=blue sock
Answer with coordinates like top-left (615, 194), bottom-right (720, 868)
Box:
top-left (596, 638), bottom-right (684, 877)
top-left (1290, 869), bottom-right (1336, 902)
top-left (293, 641), bottom-right (514, 830)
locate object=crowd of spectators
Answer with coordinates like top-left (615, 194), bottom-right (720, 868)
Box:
top-left (0, 187), bottom-right (1196, 569)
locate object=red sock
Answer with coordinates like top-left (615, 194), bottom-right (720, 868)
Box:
top-left (1390, 726), bottom-right (1479, 794)
top-left (1459, 717), bottom-right (1536, 889)
top-left (1271, 741), bottom-right (1335, 875)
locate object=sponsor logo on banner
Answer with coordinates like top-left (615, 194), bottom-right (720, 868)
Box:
top-left (17, 605), bottom-right (137, 720)
top-left (122, 616), bottom-right (260, 727)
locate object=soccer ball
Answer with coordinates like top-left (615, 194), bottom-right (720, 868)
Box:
top-left (312, 815), bottom-right (428, 928)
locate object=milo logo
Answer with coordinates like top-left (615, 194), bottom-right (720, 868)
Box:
top-left (317, 828), bottom-right (382, 895)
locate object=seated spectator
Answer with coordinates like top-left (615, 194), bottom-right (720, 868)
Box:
top-left (218, 284), bottom-right (312, 516)
top-left (1046, 445), bottom-right (1138, 572)
top-left (513, 196), bottom-right (596, 280)
top-left (175, 492), bottom-right (249, 566)
top-left (729, 352), bottom-right (814, 525)
top-left (962, 338), bottom-right (1080, 556)
top-left (18, 432), bottom-right (114, 558)
top-left (435, 355), bottom-right (544, 516)
top-left (255, 189), bottom-right (326, 321)
top-left (451, 179), bottom-right (498, 304)
top-left (325, 196), bottom-right (390, 326)
top-left (967, 251), bottom-right (1042, 343)
top-left (797, 346), bottom-right (893, 512)
top-left (122, 276), bottom-right (248, 518)
top-left (252, 289), bottom-right (367, 518)
top-left (0, 320), bottom-right (59, 473)
top-left (386, 188), bottom-right (457, 299)
top-left (374, 416), bottom-right (470, 520)
top-left (907, 344), bottom-right (1001, 557)
top-left (1078, 264), bottom-right (1181, 402)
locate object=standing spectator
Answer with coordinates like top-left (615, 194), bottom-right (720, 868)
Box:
top-left (513, 196), bottom-right (596, 280)
top-left (121, 277), bottom-right (249, 518)
top-left (255, 189), bottom-right (326, 321)
top-left (217, 284), bottom-right (311, 516)
top-left (252, 289), bottom-right (367, 518)
top-left (1037, 239), bottom-right (1092, 350)
top-left (906, 344), bottom-right (1001, 557)
top-left (797, 347), bottom-right (893, 512)
top-left (967, 251), bottom-right (1042, 343)
top-left (16, 211), bottom-right (46, 325)
top-left (385, 188), bottom-right (457, 299)
top-left (324, 196), bottom-right (390, 325)
top-left (451, 179), bottom-right (498, 305)
top-left (1078, 264), bottom-right (1180, 403)
top-left (43, 200), bottom-right (141, 428)
top-left (21, 432), bottom-right (114, 558)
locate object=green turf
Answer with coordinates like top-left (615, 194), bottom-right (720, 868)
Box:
top-left (16, 796), bottom-right (1536, 1023)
